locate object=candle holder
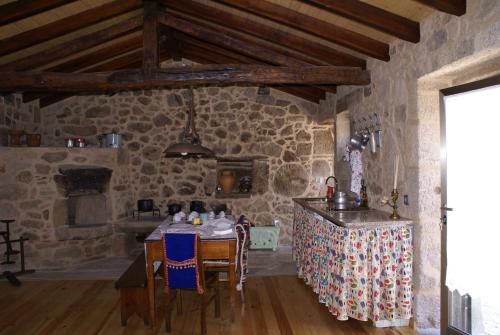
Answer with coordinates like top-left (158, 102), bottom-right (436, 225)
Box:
top-left (382, 188), bottom-right (401, 220)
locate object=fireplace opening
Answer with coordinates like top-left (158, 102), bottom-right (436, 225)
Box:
top-left (54, 166), bottom-right (112, 227)
top-left (67, 193), bottom-right (107, 227)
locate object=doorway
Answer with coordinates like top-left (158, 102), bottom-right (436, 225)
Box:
top-left (441, 78), bottom-right (500, 335)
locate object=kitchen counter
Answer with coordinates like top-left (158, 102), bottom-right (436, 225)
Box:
top-left (292, 198), bottom-right (413, 325)
top-left (293, 197), bottom-right (412, 228)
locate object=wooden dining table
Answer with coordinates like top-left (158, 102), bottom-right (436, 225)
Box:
top-left (144, 219), bottom-right (238, 328)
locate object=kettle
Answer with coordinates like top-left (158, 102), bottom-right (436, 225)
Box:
top-left (325, 176), bottom-right (338, 199)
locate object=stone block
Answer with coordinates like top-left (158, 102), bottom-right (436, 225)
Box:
top-left (85, 106), bottom-right (111, 118)
top-left (41, 151), bottom-right (68, 163)
top-left (273, 164), bottom-right (308, 196)
top-left (313, 130), bottom-right (334, 155)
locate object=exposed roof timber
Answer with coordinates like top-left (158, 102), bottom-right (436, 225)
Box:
top-left (179, 35), bottom-right (335, 95)
top-left (158, 13), bottom-right (305, 67)
top-left (178, 33), bottom-right (263, 65)
top-left (23, 37), bottom-right (144, 103)
top-left (217, 0), bottom-right (389, 61)
top-left (414, 0), bottom-right (466, 16)
top-left (299, 0), bottom-right (420, 42)
top-left (0, 0), bottom-right (77, 26)
top-left (49, 36), bottom-right (143, 73)
top-left (159, 14), bottom-right (338, 94)
top-left (0, 0), bottom-right (142, 57)
top-left (0, 65), bottom-right (370, 92)
top-left (0, 15), bottom-right (143, 71)
top-left (38, 50), bottom-right (174, 108)
top-left (143, 0), bottom-right (159, 71)
top-left (167, 10), bottom-right (327, 66)
top-left (160, 0), bottom-right (365, 68)
top-left (182, 48), bottom-right (325, 103)
top-left (162, 28), bottom-right (182, 61)
top-left (26, 51), bottom-right (144, 104)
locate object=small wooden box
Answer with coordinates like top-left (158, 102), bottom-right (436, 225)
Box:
top-left (249, 226), bottom-right (280, 251)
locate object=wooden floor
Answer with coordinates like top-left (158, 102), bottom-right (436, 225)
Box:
top-left (0, 275), bottom-right (420, 335)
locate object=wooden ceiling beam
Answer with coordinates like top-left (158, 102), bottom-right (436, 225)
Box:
top-left (414, 0), bottom-right (466, 16)
top-left (160, 0), bottom-right (365, 68)
top-left (23, 36), bottom-right (142, 103)
top-left (162, 28), bottom-right (183, 61)
top-left (178, 33), bottom-right (260, 64)
top-left (0, 15), bottom-right (143, 71)
top-left (160, 15), bottom-right (338, 94)
top-left (158, 13), bottom-right (305, 67)
top-left (0, 65), bottom-right (370, 92)
top-left (0, 0), bottom-right (77, 26)
top-left (181, 48), bottom-right (325, 103)
top-left (299, 0), bottom-right (420, 43)
top-left (142, 0), bottom-right (159, 71)
top-left (177, 33), bottom-right (337, 94)
top-left (167, 11), bottom-right (326, 66)
top-left (25, 51), bottom-right (143, 104)
top-left (38, 51), bottom-right (172, 108)
top-left (0, 0), bottom-right (142, 57)
top-left (217, 0), bottom-right (389, 61)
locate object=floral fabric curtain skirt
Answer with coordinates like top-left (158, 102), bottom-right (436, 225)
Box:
top-left (293, 206), bottom-right (413, 322)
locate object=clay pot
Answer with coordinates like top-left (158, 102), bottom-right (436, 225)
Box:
top-left (8, 129), bottom-right (25, 146)
top-left (26, 133), bottom-right (41, 147)
top-left (219, 170), bottom-right (236, 193)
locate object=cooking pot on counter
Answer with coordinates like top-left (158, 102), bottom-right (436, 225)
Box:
top-left (333, 191), bottom-right (357, 210)
top-left (100, 132), bottom-right (123, 148)
top-left (190, 201), bottom-right (205, 213)
top-left (137, 199), bottom-right (154, 212)
top-left (168, 203), bottom-right (182, 216)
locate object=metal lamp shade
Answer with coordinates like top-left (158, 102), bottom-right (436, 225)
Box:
top-left (164, 142), bottom-right (215, 158)
top-left (164, 88), bottom-right (215, 159)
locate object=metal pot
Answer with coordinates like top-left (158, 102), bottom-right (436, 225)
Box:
top-left (101, 133), bottom-right (123, 148)
top-left (64, 138), bottom-right (74, 148)
top-left (168, 203), bottom-right (182, 216)
top-left (334, 191), bottom-right (356, 210)
top-left (349, 133), bottom-right (367, 151)
top-left (190, 201), bottom-right (205, 213)
top-left (74, 137), bottom-right (86, 148)
top-left (137, 199), bottom-right (154, 212)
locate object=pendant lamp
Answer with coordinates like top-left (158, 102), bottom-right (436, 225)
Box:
top-left (164, 88), bottom-right (215, 159)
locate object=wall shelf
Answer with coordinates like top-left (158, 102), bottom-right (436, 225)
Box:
top-left (215, 192), bottom-right (251, 199)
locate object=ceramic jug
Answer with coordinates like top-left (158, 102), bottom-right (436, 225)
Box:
top-left (219, 170), bottom-right (235, 193)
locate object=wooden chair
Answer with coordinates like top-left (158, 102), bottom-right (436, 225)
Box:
top-left (162, 233), bottom-right (220, 335)
top-left (203, 215), bottom-right (251, 289)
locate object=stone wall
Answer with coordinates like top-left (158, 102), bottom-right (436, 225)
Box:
top-left (0, 94), bottom-right (41, 144)
top-left (41, 86), bottom-right (335, 244)
top-left (0, 148), bottom-right (133, 268)
top-left (330, 0), bottom-right (500, 331)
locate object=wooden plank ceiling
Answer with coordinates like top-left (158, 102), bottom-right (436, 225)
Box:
top-left (0, 0), bottom-right (466, 106)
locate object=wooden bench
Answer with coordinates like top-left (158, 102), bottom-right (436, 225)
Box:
top-left (115, 251), bottom-right (149, 326)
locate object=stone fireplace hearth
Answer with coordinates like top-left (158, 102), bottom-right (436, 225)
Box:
top-left (55, 166), bottom-right (112, 228)
top-left (53, 166), bottom-right (113, 240)
top-left (0, 147), bottom-right (134, 268)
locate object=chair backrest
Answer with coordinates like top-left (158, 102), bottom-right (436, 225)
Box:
top-left (162, 233), bottom-right (205, 294)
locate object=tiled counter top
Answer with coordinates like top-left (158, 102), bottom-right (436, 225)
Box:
top-left (293, 198), bottom-right (412, 228)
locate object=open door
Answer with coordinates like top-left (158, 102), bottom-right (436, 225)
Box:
top-left (440, 77), bottom-right (500, 335)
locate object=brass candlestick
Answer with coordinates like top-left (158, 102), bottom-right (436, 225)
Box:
top-left (382, 188), bottom-right (401, 220)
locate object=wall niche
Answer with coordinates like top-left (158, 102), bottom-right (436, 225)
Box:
top-left (215, 159), bottom-right (253, 198)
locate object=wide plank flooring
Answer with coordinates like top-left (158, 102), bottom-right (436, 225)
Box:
top-left (0, 275), bottom-right (420, 335)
